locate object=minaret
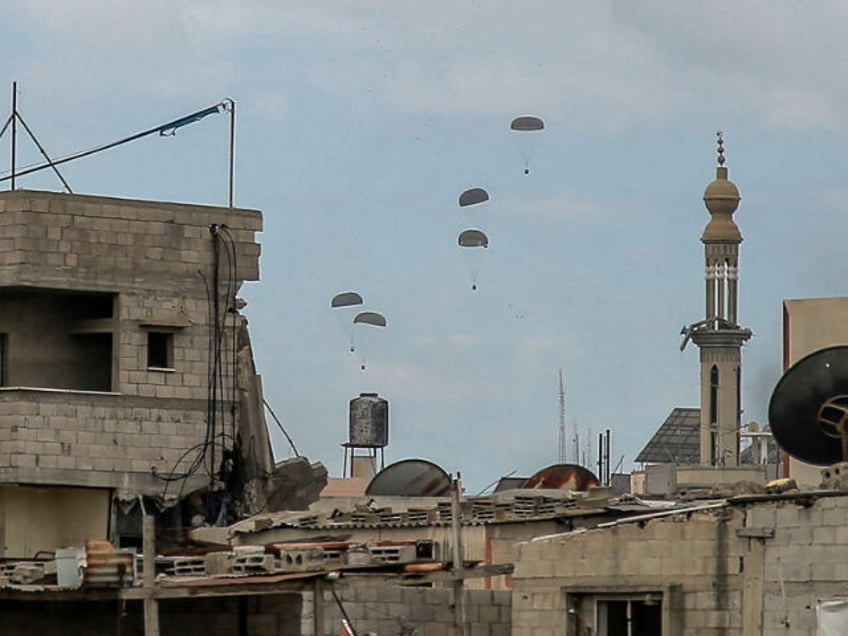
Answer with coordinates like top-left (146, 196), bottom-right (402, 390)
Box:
top-left (687, 132), bottom-right (752, 466)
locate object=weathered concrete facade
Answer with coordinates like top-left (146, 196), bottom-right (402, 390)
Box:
top-left (0, 190), bottom-right (270, 556)
top-left (512, 492), bottom-right (848, 635)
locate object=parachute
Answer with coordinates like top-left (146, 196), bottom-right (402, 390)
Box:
top-left (331, 291), bottom-right (363, 308)
top-left (352, 311), bottom-right (387, 370)
top-left (458, 229), bottom-right (489, 290)
top-left (458, 187), bottom-right (490, 208)
top-left (510, 116), bottom-right (545, 132)
top-left (458, 229), bottom-right (489, 248)
top-left (510, 116), bottom-right (545, 174)
top-left (353, 311), bottom-right (387, 328)
top-left (331, 291), bottom-right (364, 352)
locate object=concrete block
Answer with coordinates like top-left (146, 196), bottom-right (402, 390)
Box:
top-left (489, 623), bottom-right (510, 636)
top-left (812, 561), bottom-right (838, 581)
top-left (469, 624), bottom-right (490, 636)
top-left (530, 592), bottom-right (557, 611)
top-left (478, 604), bottom-right (501, 623)
top-left (774, 504), bottom-right (802, 525)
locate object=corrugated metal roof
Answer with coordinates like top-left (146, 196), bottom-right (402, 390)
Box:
top-left (636, 407), bottom-right (700, 465)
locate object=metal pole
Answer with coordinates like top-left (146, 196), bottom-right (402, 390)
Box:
top-left (313, 578), bottom-right (325, 636)
top-left (597, 433), bottom-right (603, 484)
top-left (142, 515), bottom-right (160, 636)
top-left (330, 586), bottom-right (357, 636)
top-left (225, 98), bottom-right (235, 208)
top-left (451, 474), bottom-right (466, 636)
top-left (11, 82), bottom-right (17, 191)
top-left (15, 112), bottom-right (73, 193)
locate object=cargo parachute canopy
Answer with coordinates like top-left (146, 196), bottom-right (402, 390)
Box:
top-left (352, 311), bottom-right (387, 371)
top-left (510, 116), bottom-right (545, 132)
top-left (353, 311), bottom-right (387, 328)
top-left (510, 115), bottom-right (545, 175)
top-left (458, 229), bottom-right (489, 291)
top-left (331, 291), bottom-right (364, 353)
top-left (331, 291), bottom-right (363, 308)
top-left (458, 229), bottom-right (489, 249)
top-left (458, 187), bottom-right (490, 208)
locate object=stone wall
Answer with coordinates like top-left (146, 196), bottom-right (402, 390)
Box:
top-left (301, 582), bottom-right (511, 636)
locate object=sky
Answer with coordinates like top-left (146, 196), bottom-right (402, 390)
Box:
top-left (3, 2), bottom-right (848, 493)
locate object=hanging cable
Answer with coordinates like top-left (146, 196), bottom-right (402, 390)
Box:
top-left (264, 398), bottom-right (300, 457)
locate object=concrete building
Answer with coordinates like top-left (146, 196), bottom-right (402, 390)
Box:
top-left (0, 189), bottom-right (274, 557)
top-left (511, 488), bottom-right (848, 635)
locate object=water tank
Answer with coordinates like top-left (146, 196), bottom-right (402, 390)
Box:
top-left (349, 393), bottom-right (388, 447)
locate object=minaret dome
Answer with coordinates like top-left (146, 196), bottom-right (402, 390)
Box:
top-left (702, 131), bottom-right (742, 242)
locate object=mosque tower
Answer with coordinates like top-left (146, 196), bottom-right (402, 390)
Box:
top-left (684, 132), bottom-right (753, 466)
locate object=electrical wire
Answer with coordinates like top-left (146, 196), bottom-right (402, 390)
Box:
top-left (264, 398), bottom-right (300, 457)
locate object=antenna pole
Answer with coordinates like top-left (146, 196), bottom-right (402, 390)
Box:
top-left (11, 82), bottom-right (17, 191)
top-left (557, 370), bottom-right (566, 463)
top-left (224, 98), bottom-right (236, 208)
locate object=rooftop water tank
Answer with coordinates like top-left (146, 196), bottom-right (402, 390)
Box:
top-left (349, 393), bottom-right (388, 448)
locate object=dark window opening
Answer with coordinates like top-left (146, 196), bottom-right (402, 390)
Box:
top-left (597, 597), bottom-right (662, 636)
top-left (0, 288), bottom-right (115, 391)
top-left (710, 365), bottom-right (719, 465)
top-left (147, 332), bottom-right (174, 369)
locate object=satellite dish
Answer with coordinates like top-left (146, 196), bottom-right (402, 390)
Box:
top-left (365, 459), bottom-right (451, 497)
top-left (768, 346), bottom-right (848, 465)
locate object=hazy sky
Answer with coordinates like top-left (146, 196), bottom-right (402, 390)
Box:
top-left (3, 2), bottom-right (848, 492)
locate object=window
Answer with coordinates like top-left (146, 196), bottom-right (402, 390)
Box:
top-left (0, 289), bottom-right (115, 391)
top-left (597, 596), bottom-right (662, 636)
top-left (567, 589), bottom-right (676, 636)
top-left (147, 332), bottom-right (174, 369)
top-left (710, 365), bottom-right (719, 465)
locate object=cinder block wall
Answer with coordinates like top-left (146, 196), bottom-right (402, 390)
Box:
top-left (755, 494), bottom-right (848, 635)
top-left (511, 507), bottom-right (745, 635)
top-left (0, 190), bottom-right (262, 494)
top-left (511, 494), bottom-right (848, 636)
top-left (301, 583), bottom-right (511, 635)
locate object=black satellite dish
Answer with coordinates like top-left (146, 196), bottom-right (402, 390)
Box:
top-left (768, 346), bottom-right (848, 465)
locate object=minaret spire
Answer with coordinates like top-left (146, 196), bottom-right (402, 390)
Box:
top-left (682, 132), bottom-right (753, 467)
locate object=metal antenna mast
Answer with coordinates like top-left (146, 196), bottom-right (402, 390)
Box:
top-left (557, 369), bottom-right (567, 463)
top-left (0, 83), bottom-right (235, 206)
